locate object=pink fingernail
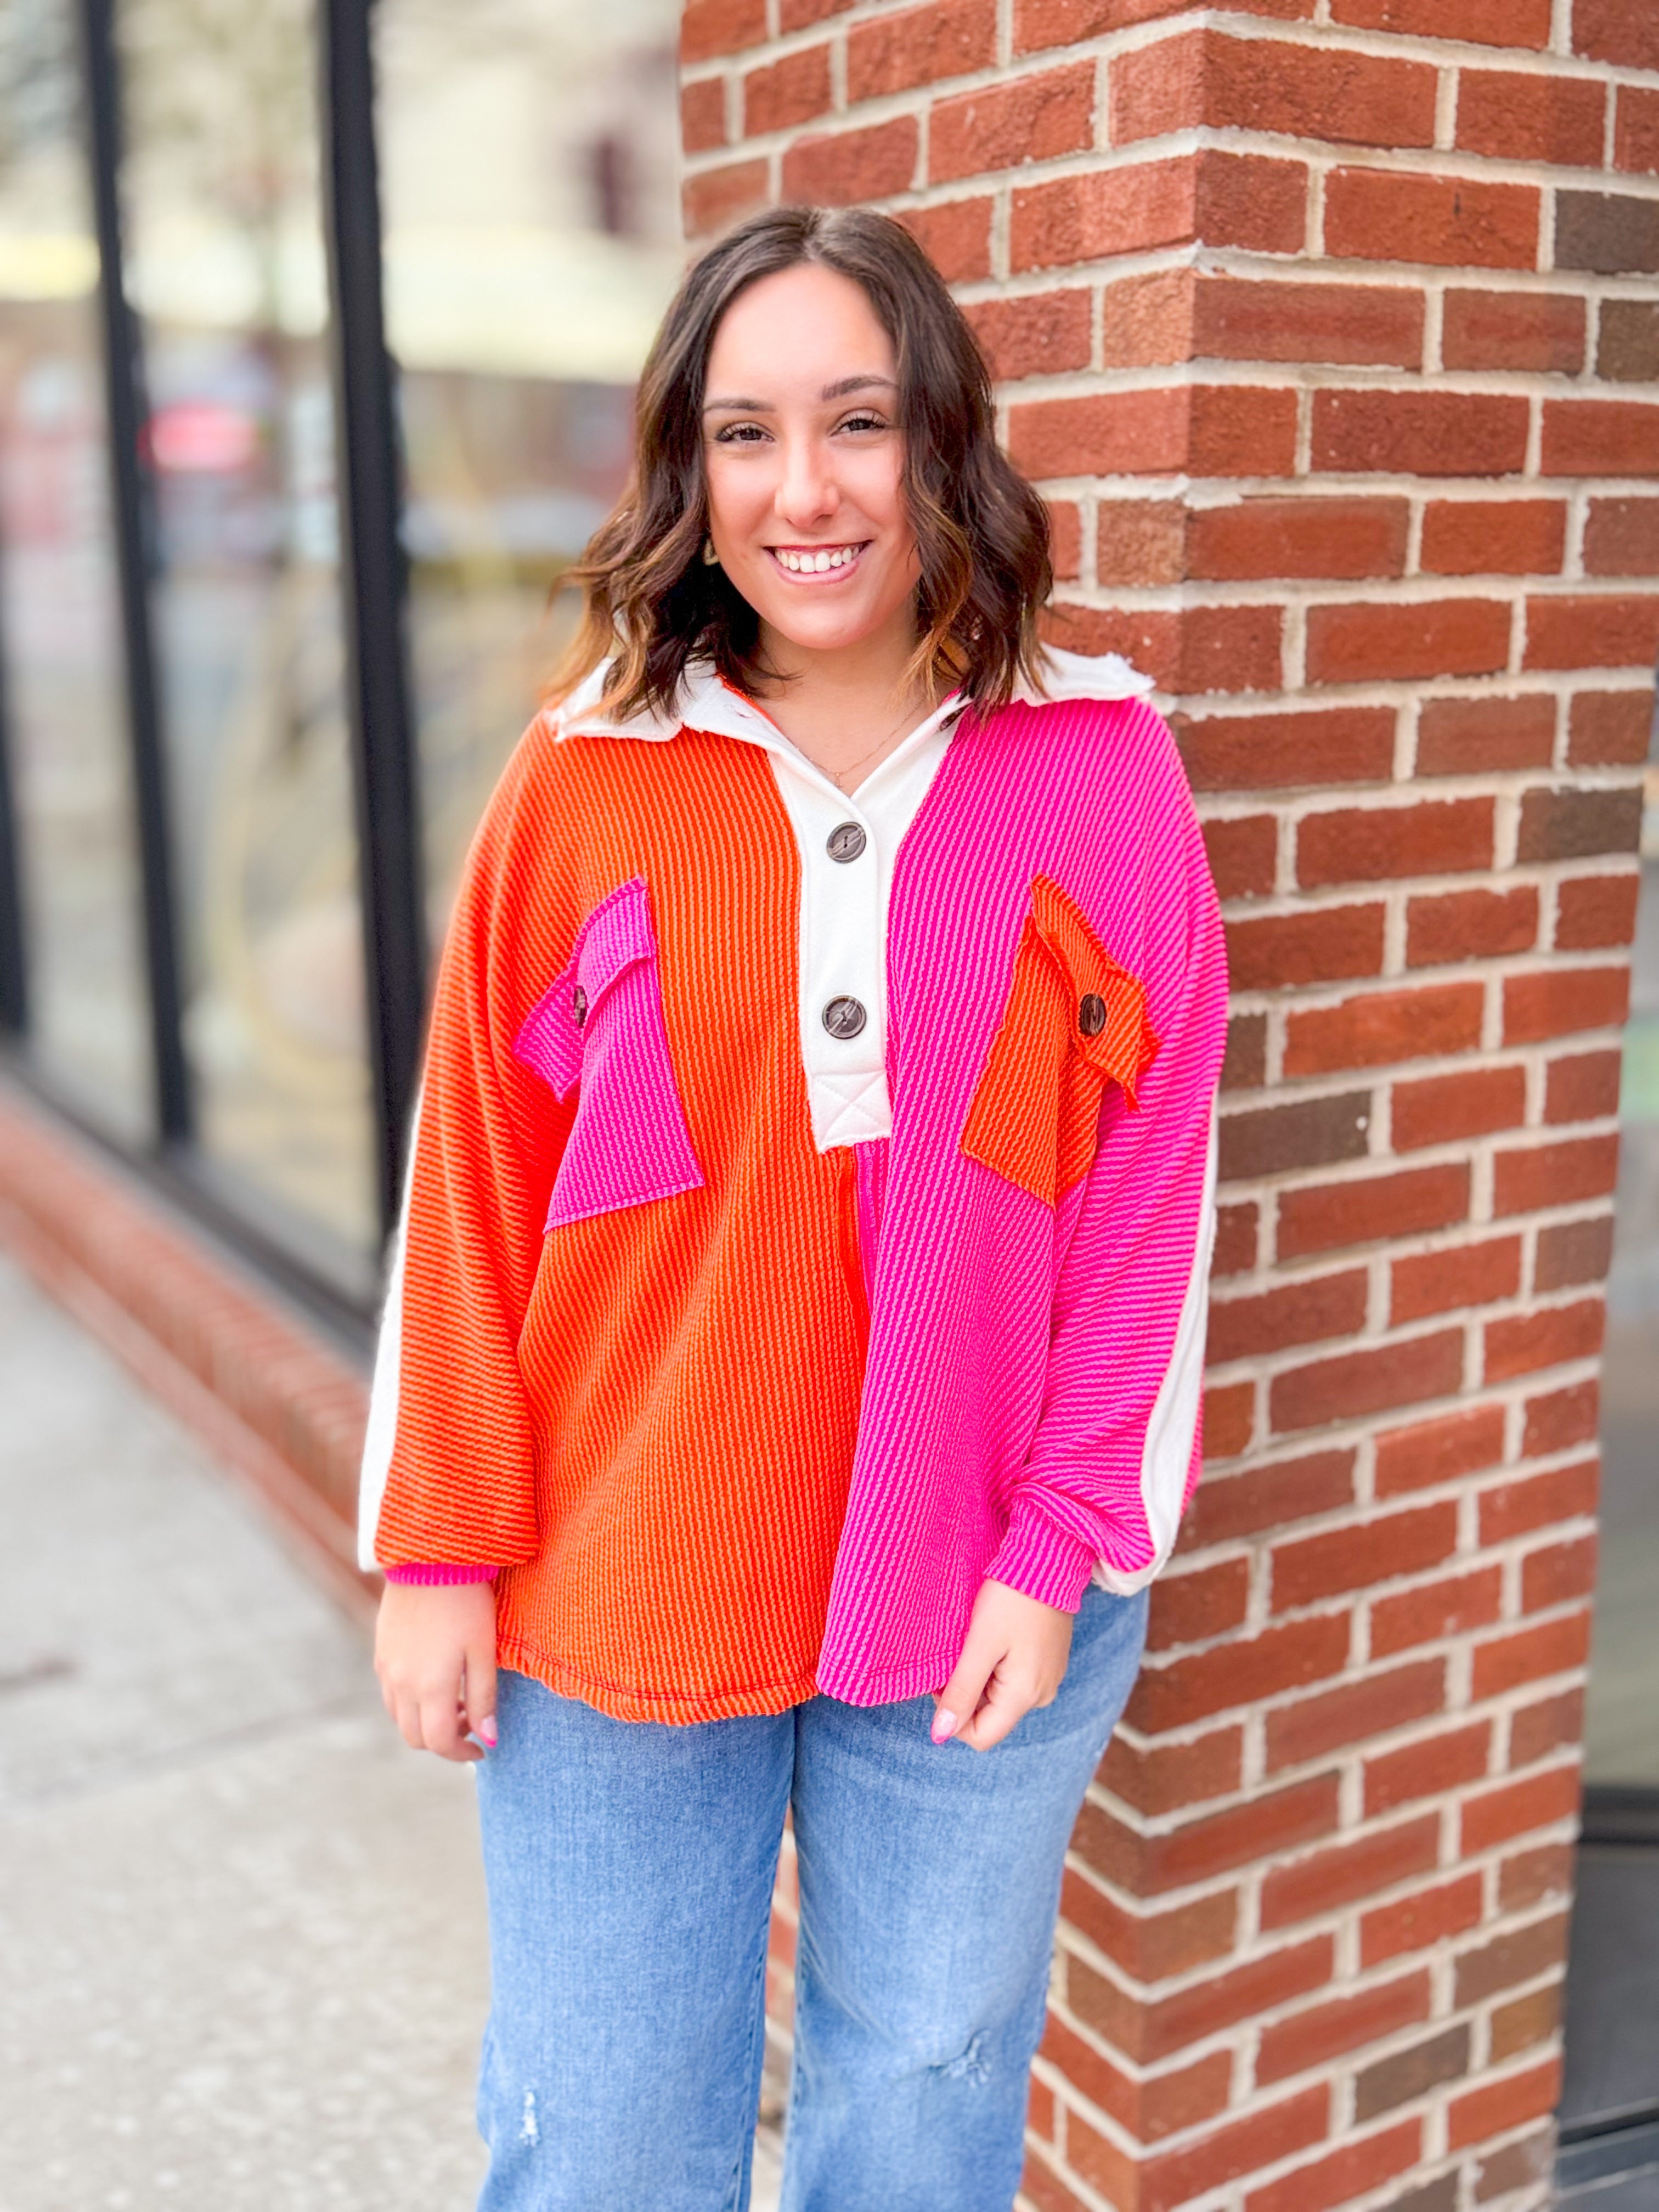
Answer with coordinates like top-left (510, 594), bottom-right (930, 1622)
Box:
top-left (478, 1717), bottom-right (497, 1747)
top-left (932, 1708), bottom-right (958, 1745)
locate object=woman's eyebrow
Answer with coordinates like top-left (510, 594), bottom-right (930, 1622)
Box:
top-left (702, 374), bottom-right (898, 414)
top-left (820, 374), bottom-right (897, 400)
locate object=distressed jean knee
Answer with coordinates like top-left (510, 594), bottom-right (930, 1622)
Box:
top-left (931, 2030), bottom-right (993, 2088)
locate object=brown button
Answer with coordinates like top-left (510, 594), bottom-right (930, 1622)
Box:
top-left (1079, 992), bottom-right (1105, 1037)
top-left (573, 985), bottom-right (588, 1026)
top-left (823, 996), bottom-right (867, 1040)
top-left (827, 821), bottom-right (867, 864)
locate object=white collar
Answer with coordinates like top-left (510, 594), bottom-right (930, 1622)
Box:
top-left (551, 644), bottom-right (1153, 753)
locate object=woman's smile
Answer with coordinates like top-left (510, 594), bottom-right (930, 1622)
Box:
top-left (766, 540), bottom-right (871, 579)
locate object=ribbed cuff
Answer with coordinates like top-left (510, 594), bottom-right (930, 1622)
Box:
top-left (984, 1494), bottom-right (1097, 1613)
top-left (382, 1562), bottom-right (500, 1586)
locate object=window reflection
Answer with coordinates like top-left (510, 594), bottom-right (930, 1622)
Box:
top-left (0, 0), bottom-right (150, 1133)
top-left (373, 0), bottom-right (685, 938)
top-left (116, 0), bottom-right (376, 1272)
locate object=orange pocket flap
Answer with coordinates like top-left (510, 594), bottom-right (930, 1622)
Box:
top-left (961, 876), bottom-right (1160, 1209)
top-left (1029, 876), bottom-right (1160, 1110)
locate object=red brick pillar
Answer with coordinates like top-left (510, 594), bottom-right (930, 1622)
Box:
top-left (680, 5), bottom-right (1656, 2207)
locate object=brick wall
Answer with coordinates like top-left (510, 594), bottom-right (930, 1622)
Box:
top-left (681, 4), bottom-right (1657, 2207)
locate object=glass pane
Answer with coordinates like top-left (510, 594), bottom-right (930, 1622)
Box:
top-left (373, 0), bottom-right (685, 940)
top-left (115, 0), bottom-right (377, 1272)
top-left (1584, 746), bottom-right (1659, 1791)
top-left (0, 0), bottom-right (151, 1134)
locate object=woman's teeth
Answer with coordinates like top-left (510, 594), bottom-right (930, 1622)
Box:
top-left (774, 545), bottom-right (861, 573)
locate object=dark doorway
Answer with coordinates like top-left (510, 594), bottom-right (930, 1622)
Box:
top-left (1558, 731), bottom-right (1659, 2207)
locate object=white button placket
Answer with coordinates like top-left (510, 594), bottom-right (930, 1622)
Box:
top-left (764, 709), bottom-right (961, 1153)
top-left (774, 765), bottom-right (890, 1148)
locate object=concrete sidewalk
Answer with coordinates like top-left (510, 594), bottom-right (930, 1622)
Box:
top-left (0, 1252), bottom-right (787, 2212)
top-left (0, 1250), bottom-right (490, 2209)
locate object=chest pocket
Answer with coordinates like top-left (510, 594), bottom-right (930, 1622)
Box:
top-left (961, 874), bottom-right (1159, 1209)
top-left (512, 876), bottom-right (705, 1230)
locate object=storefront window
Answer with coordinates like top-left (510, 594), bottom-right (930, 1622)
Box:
top-left (1557, 721), bottom-right (1659, 2159)
top-left (1584, 746), bottom-right (1659, 1795)
top-left (1560, 727), bottom-right (1659, 2157)
top-left (0, 0), bottom-right (150, 1135)
top-left (115, 0), bottom-right (376, 1269)
top-left (372, 0), bottom-right (685, 939)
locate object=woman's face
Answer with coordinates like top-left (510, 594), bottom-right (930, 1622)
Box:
top-left (701, 263), bottom-right (921, 667)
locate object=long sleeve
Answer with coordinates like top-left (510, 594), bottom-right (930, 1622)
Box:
top-left (358, 731), bottom-right (578, 1573)
top-left (985, 789), bottom-right (1228, 1611)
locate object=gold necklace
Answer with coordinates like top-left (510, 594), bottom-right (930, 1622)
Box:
top-left (820, 702), bottom-right (934, 791)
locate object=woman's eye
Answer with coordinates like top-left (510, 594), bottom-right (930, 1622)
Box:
top-left (714, 422), bottom-right (769, 444)
top-left (838, 412), bottom-right (888, 435)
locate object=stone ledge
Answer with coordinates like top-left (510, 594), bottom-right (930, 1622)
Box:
top-left (0, 1076), bottom-right (374, 1626)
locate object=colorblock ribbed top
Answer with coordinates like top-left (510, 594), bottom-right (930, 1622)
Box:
top-left (358, 654), bottom-right (1228, 1723)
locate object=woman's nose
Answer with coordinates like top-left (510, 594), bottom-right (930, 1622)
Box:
top-left (775, 438), bottom-right (839, 527)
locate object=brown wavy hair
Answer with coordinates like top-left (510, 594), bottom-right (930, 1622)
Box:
top-left (551, 204), bottom-right (1053, 720)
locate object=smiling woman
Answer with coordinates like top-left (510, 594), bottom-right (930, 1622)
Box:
top-left (551, 206), bottom-right (1052, 770)
top-left (362, 202), bottom-right (1226, 2212)
top-left (700, 267), bottom-right (924, 788)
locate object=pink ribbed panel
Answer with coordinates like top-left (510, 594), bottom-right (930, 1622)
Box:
top-left (814, 696), bottom-right (1227, 1705)
top-left (852, 1139), bottom-right (889, 1307)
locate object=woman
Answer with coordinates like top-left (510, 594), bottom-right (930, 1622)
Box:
top-left (362, 204), bottom-right (1227, 2212)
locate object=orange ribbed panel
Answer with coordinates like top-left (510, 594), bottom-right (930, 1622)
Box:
top-left (376, 723), bottom-right (868, 1722)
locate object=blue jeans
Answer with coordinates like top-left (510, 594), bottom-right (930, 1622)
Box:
top-left (473, 1583), bottom-right (1149, 2212)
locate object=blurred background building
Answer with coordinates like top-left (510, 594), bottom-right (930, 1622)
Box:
top-left (0, 0), bottom-right (684, 1304)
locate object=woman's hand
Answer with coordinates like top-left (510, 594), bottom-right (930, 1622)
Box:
top-left (374, 1581), bottom-right (498, 1762)
top-left (932, 1578), bottom-right (1076, 1752)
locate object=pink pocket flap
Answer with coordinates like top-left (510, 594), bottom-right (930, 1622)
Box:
top-left (576, 879), bottom-right (655, 990)
top-left (512, 878), bottom-right (655, 1101)
top-left (511, 877), bottom-right (705, 1229)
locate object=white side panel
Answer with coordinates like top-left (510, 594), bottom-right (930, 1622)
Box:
top-left (356, 1108), bottom-right (420, 1570)
top-left (1092, 1104), bottom-right (1219, 1595)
